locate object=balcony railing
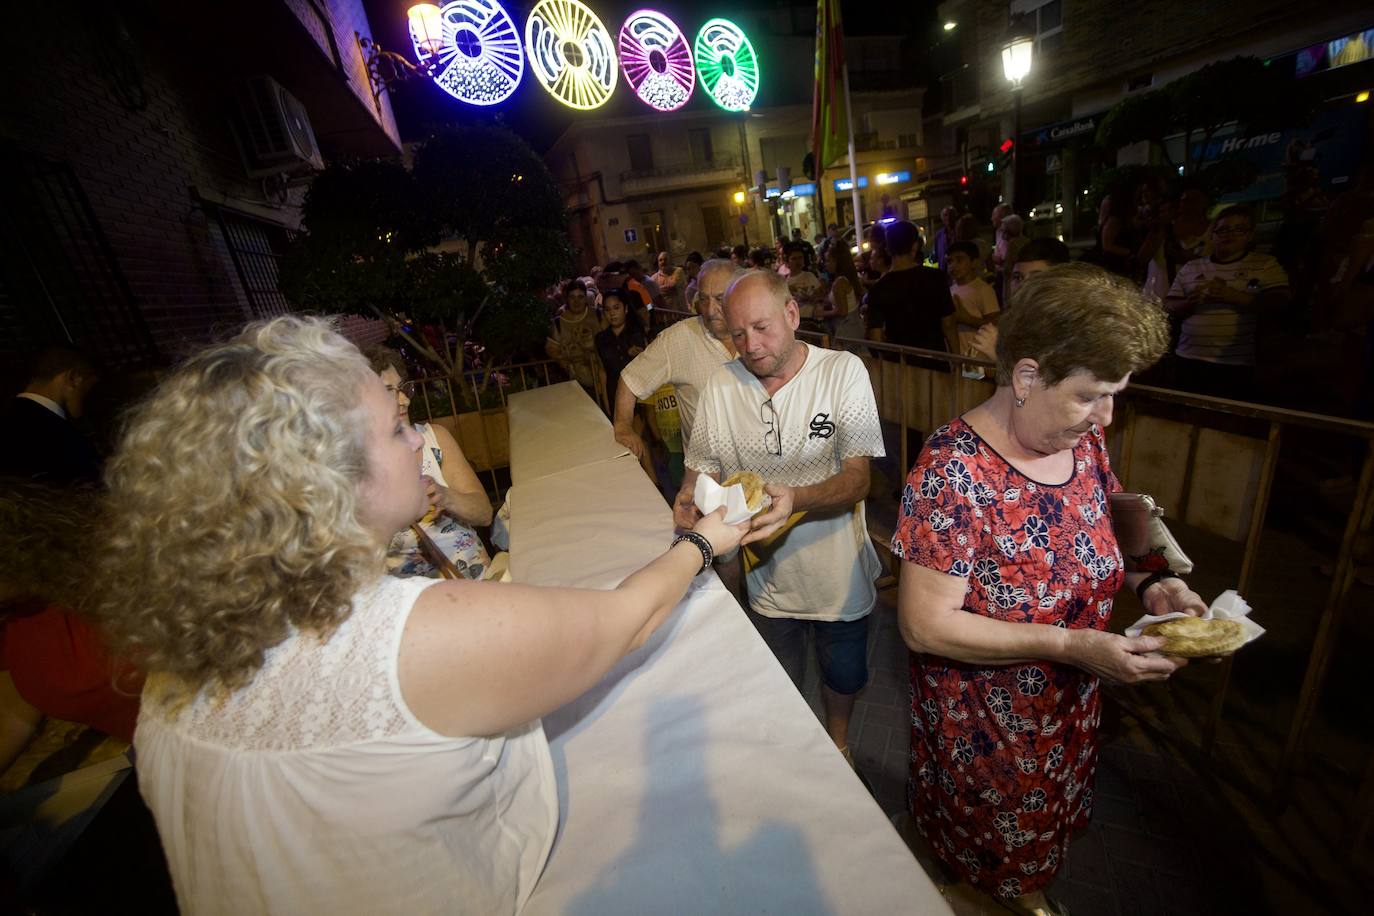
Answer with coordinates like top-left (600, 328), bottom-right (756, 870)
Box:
top-left (619, 155), bottom-right (742, 195)
top-left (939, 65), bottom-right (979, 116)
top-left (620, 153), bottom-right (738, 182)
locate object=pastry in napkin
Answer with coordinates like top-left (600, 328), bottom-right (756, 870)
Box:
top-left (721, 471), bottom-right (768, 516)
top-left (1141, 617), bottom-right (1247, 657)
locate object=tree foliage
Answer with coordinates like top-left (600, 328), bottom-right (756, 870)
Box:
top-left (1095, 56), bottom-right (1318, 180)
top-left (280, 125), bottom-right (571, 380)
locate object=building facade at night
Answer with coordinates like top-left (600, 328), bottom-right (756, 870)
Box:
top-left (546, 86), bottom-right (924, 270)
top-left (0, 0), bottom-right (399, 382)
top-left (929, 0), bottom-right (1372, 243)
top-left (537, 7), bottom-right (930, 273)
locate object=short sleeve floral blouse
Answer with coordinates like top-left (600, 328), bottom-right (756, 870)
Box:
top-left (892, 418), bottom-right (1123, 900)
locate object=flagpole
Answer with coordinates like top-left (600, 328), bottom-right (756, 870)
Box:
top-left (841, 59), bottom-right (862, 231)
top-left (815, 175), bottom-right (827, 241)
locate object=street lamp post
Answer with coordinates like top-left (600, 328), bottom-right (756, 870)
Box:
top-left (734, 189), bottom-right (750, 246)
top-left (1001, 24), bottom-right (1034, 214)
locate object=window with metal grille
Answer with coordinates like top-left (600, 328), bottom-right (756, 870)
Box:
top-left (0, 149), bottom-right (156, 372)
top-left (211, 208), bottom-right (295, 319)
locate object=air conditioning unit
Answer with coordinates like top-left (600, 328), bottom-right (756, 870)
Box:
top-left (231, 76), bottom-right (324, 177)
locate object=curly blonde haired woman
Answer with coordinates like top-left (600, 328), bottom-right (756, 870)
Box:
top-left (94, 317), bottom-right (746, 915)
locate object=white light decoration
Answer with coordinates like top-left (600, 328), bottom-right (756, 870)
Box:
top-left (525, 0), bottom-right (618, 110)
top-left (618, 9), bottom-right (694, 112)
top-left (416, 0), bottom-right (524, 106)
top-left (694, 18), bottom-right (759, 112)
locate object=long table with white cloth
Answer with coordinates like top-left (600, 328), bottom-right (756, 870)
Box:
top-left (506, 382), bottom-right (950, 914)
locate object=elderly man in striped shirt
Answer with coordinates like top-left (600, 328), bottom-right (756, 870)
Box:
top-left (1164, 204), bottom-right (1290, 401)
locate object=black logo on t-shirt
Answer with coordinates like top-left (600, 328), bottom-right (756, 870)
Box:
top-left (809, 413), bottom-right (836, 439)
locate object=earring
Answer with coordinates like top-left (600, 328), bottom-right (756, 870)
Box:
top-left (1014, 394), bottom-right (1027, 408)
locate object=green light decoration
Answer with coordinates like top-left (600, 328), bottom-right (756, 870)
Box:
top-left (693, 18), bottom-right (759, 112)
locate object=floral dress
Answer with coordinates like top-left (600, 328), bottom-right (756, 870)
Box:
top-left (387, 423), bottom-right (489, 580)
top-left (892, 418), bottom-right (1123, 900)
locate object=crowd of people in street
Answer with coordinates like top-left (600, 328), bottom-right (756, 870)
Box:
top-left (547, 153), bottom-right (1374, 424)
top-left (2, 152), bottom-right (1371, 916)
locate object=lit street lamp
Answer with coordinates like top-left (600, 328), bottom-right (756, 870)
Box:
top-left (1001, 21), bottom-right (1034, 213)
top-left (733, 189), bottom-right (750, 246)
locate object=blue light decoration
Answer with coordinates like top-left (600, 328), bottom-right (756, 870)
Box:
top-left (618, 9), bottom-right (695, 112)
top-left (693, 18), bottom-right (760, 112)
top-left (833, 176), bottom-right (869, 191)
top-left (412, 1), bottom-right (524, 106)
top-left (525, 0), bottom-right (618, 110)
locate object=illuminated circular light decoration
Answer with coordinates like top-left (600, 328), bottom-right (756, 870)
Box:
top-left (525, 0), bottom-right (618, 110)
top-left (693, 18), bottom-right (759, 112)
top-left (416, 1), bottom-right (524, 106)
top-left (618, 10), bottom-right (694, 112)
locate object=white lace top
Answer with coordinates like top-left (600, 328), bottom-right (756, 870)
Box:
top-left (135, 575), bottom-right (558, 916)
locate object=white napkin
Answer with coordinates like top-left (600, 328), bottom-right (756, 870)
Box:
top-left (1126, 588), bottom-right (1266, 650)
top-left (693, 475), bottom-right (768, 526)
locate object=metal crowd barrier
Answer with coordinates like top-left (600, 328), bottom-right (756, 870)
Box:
top-left (647, 307), bottom-right (1374, 817)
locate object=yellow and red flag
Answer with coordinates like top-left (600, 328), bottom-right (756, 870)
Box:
top-left (812, 0), bottom-right (848, 174)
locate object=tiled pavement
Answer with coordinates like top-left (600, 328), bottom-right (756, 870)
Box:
top-left (786, 491), bottom-right (1374, 916)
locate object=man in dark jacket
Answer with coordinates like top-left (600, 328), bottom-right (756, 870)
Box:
top-left (1, 348), bottom-right (100, 485)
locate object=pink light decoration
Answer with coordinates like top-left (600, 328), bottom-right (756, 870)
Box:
top-left (617, 9), bottom-right (694, 112)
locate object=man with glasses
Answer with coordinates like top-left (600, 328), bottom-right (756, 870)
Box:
top-left (614, 259), bottom-right (745, 483)
top-left (1165, 204), bottom-right (1290, 400)
top-left (676, 269), bottom-right (884, 767)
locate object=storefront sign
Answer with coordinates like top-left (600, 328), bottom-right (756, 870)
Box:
top-left (832, 176), bottom-right (869, 191)
top-left (1024, 114), bottom-right (1102, 149)
top-left (875, 170), bottom-right (911, 185)
top-left (766, 182), bottom-right (817, 199)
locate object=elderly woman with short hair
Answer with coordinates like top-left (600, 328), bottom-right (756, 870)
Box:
top-left (893, 264), bottom-right (1206, 915)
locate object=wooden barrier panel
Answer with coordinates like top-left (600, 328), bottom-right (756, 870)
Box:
top-left (1184, 429), bottom-right (1266, 542)
top-left (1117, 415), bottom-right (1191, 519)
top-left (430, 410), bottom-right (510, 473)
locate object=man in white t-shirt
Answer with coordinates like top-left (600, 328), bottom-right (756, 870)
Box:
top-left (1164, 204), bottom-right (1290, 401)
top-left (614, 259), bottom-right (744, 460)
top-left (676, 269), bottom-right (885, 763)
top-left (651, 250), bottom-right (687, 312)
top-left (947, 240), bottom-right (1000, 353)
top-left (783, 244), bottom-right (826, 321)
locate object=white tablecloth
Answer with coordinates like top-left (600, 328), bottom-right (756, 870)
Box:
top-left (507, 381), bottom-right (629, 485)
top-left (506, 386), bottom-right (950, 914)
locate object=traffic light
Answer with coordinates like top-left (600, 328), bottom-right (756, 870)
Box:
top-left (959, 174), bottom-right (969, 186)
top-left (802, 151), bottom-right (817, 181)
top-left (998, 138), bottom-right (1015, 171)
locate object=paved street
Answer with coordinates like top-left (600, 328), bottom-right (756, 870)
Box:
top-left (786, 491), bottom-right (1374, 916)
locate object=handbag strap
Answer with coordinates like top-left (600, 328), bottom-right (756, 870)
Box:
top-left (410, 523), bottom-right (464, 580)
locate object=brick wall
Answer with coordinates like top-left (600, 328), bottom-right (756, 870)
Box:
top-left (281, 0), bottom-right (401, 144)
top-left (2, 5), bottom-right (262, 363)
top-left (0, 2), bottom-right (393, 369)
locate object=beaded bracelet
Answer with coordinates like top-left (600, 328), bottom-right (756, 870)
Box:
top-left (672, 531), bottom-right (713, 575)
top-left (1135, 569), bottom-right (1180, 603)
